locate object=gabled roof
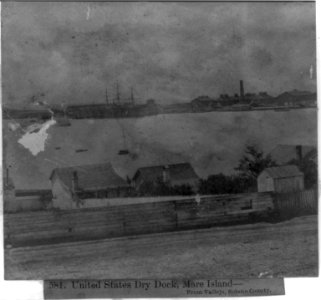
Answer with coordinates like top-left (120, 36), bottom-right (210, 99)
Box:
top-left (133, 163), bottom-right (199, 182)
top-left (261, 165), bottom-right (303, 179)
top-left (50, 163), bottom-right (128, 191)
top-left (15, 189), bottom-right (52, 197)
top-left (192, 96), bottom-right (214, 102)
top-left (276, 90), bottom-right (316, 101)
top-left (269, 144), bottom-right (316, 165)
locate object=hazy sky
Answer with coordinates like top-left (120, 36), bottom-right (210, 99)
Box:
top-left (2, 2), bottom-right (316, 107)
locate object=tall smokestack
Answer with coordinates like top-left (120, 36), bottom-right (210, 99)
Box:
top-left (296, 145), bottom-right (303, 163)
top-left (240, 80), bottom-right (244, 100)
top-left (72, 171), bottom-right (79, 193)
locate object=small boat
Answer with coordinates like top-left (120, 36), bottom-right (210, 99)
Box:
top-left (118, 149), bottom-right (130, 155)
top-left (274, 107), bottom-right (290, 112)
top-left (75, 149), bottom-right (88, 153)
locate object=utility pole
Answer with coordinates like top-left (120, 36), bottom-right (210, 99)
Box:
top-left (131, 87), bottom-right (134, 105)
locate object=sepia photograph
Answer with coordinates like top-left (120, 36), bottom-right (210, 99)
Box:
top-left (1, 1), bottom-right (318, 280)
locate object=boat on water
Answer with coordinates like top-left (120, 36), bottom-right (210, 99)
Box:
top-left (274, 107), bottom-right (291, 112)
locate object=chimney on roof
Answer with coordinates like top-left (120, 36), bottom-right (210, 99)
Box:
top-left (240, 80), bottom-right (244, 100)
top-left (72, 171), bottom-right (79, 193)
top-left (131, 87), bottom-right (134, 105)
top-left (162, 165), bottom-right (170, 184)
top-left (296, 145), bottom-right (303, 164)
top-left (6, 167), bottom-right (9, 187)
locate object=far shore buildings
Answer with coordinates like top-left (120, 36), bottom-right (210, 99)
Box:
top-left (50, 163), bottom-right (132, 209)
top-left (274, 90), bottom-right (317, 107)
top-left (132, 162), bottom-right (200, 192)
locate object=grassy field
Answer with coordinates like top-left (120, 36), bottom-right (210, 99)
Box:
top-left (5, 215), bottom-right (318, 279)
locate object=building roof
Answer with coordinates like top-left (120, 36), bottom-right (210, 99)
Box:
top-left (261, 165), bottom-right (303, 179)
top-left (276, 90), bottom-right (316, 101)
top-left (133, 163), bottom-right (199, 182)
top-left (285, 90), bottom-right (313, 97)
top-left (15, 189), bottom-right (53, 197)
top-left (269, 144), bottom-right (316, 165)
top-left (192, 96), bottom-right (215, 102)
top-left (50, 163), bottom-right (129, 191)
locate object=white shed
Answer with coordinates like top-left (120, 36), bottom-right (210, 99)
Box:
top-left (257, 165), bottom-right (304, 193)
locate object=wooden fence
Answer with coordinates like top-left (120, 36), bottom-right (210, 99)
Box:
top-left (4, 190), bottom-right (317, 247)
top-left (273, 189), bottom-right (318, 217)
top-left (4, 192), bottom-right (273, 247)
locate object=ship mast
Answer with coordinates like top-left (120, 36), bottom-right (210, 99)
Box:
top-left (116, 81), bottom-right (120, 104)
top-left (105, 88), bottom-right (109, 104)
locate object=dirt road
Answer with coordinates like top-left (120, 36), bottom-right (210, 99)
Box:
top-left (5, 215), bottom-right (318, 279)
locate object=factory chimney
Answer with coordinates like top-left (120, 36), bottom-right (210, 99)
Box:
top-left (72, 171), bottom-right (79, 193)
top-left (240, 80), bottom-right (244, 100)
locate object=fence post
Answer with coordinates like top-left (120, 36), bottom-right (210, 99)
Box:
top-left (173, 201), bottom-right (178, 230)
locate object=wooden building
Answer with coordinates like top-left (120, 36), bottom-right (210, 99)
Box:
top-left (269, 144), bottom-right (316, 165)
top-left (133, 163), bottom-right (200, 191)
top-left (50, 163), bottom-right (132, 209)
top-left (257, 165), bottom-right (304, 193)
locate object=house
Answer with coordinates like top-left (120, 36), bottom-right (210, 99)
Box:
top-left (133, 163), bottom-right (200, 192)
top-left (50, 163), bottom-right (132, 209)
top-left (269, 144), bottom-right (317, 165)
top-left (257, 165), bottom-right (304, 193)
top-left (3, 168), bottom-right (52, 212)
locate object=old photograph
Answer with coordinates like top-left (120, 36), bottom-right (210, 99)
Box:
top-left (1, 1), bottom-right (318, 280)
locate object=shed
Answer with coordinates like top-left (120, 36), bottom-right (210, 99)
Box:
top-left (257, 165), bottom-right (304, 193)
top-left (50, 163), bottom-right (132, 209)
top-left (133, 163), bottom-right (200, 192)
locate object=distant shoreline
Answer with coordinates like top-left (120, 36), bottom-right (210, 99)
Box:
top-left (2, 105), bottom-right (317, 120)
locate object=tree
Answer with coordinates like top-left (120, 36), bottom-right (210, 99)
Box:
top-left (287, 148), bottom-right (317, 189)
top-left (235, 145), bottom-right (277, 186)
top-left (137, 177), bottom-right (194, 196)
top-left (198, 173), bottom-right (252, 195)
